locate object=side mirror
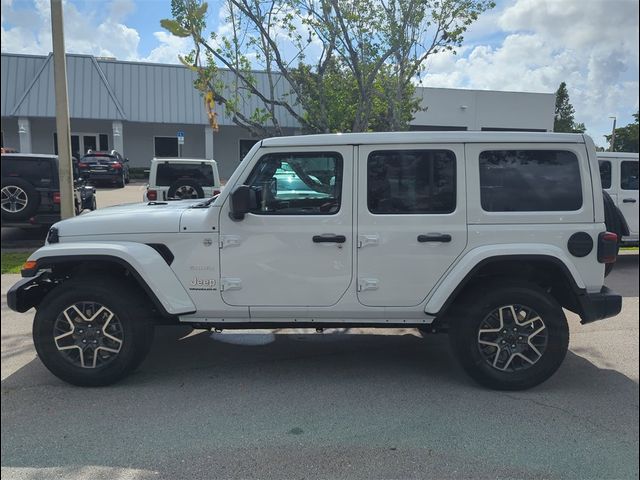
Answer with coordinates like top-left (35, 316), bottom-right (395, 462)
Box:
top-left (229, 185), bottom-right (256, 220)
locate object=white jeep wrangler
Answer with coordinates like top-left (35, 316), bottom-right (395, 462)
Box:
top-left (143, 157), bottom-right (221, 201)
top-left (8, 132), bottom-right (623, 390)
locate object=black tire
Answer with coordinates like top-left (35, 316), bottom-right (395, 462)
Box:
top-left (1, 177), bottom-right (40, 220)
top-left (167, 178), bottom-right (205, 199)
top-left (33, 277), bottom-right (154, 386)
top-left (448, 281), bottom-right (569, 391)
top-left (90, 196), bottom-right (97, 210)
top-left (117, 173), bottom-right (126, 188)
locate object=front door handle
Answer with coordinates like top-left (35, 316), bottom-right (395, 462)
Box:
top-left (313, 234), bottom-right (346, 243)
top-left (418, 233), bottom-right (452, 243)
top-left (623, 198), bottom-right (637, 203)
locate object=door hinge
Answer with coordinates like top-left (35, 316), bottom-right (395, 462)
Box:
top-left (219, 235), bottom-right (241, 248)
top-left (220, 278), bottom-right (242, 291)
top-left (358, 278), bottom-right (379, 292)
top-left (357, 234), bottom-right (379, 248)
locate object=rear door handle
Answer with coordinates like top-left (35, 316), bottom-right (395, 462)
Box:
top-left (313, 234), bottom-right (346, 243)
top-left (623, 198), bottom-right (637, 203)
top-left (418, 233), bottom-right (452, 243)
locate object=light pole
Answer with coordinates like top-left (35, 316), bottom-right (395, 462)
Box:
top-left (51, 0), bottom-right (75, 219)
top-left (609, 116), bottom-right (617, 152)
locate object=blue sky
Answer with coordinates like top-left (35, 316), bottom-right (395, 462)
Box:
top-left (1, 0), bottom-right (638, 147)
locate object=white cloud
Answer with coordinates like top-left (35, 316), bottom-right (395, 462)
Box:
top-left (423, 0), bottom-right (639, 147)
top-left (143, 31), bottom-right (193, 64)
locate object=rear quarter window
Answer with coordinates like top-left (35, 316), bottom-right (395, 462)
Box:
top-left (479, 150), bottom-right (582, 212)
top-left (599, 160), bottom-right (612, 189)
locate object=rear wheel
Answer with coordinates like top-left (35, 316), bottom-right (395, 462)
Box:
top-left (448, 281), bottom-right (569, 390)
top-left (33, 277), bottom-right (154, 386)
top-left (1, 178), bottom-right (40, 220)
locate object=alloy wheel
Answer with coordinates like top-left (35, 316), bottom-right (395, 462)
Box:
top-left (53, 302), bottom-right (124, 369)
top-left (1, 185), bottom-right (28, 213)
top-left (477, 304), bottom-right (548, 372)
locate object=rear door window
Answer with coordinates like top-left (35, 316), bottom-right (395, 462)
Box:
top-left (156, 163), bottom-right (215, 187)
top-left (621, 161), bottom-right (639, 190)
top-left (479, 150), bottom-right (582, 212)
top-left (367, 149), bottom-right (456, 214)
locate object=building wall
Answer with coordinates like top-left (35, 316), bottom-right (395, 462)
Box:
top-left (412, 87), bottom-right (555, 131)
top-left (1, 117), bottom-right (20, 150)
top-left (122, 122), bottom-right (206, 169)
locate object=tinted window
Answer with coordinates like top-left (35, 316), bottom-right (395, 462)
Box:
top-left (156, 163), bottom-right (215, 186)
top-left (0, 156), bottom-right (56, 187)
top-left (621, 161), bottom-right (639, 190)
top-left (599, 160), bottom-right (612, 189)
top-left (367, 150), bottom-right (456, 214)
top-left (479, 150), bottom-right (582, 212)
top-left (245, 152), bottom-right (342, 215)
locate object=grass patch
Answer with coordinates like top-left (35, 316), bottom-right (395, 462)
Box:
top-left (1, 251), bottom-right (32, 274)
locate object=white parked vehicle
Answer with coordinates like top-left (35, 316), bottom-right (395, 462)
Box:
top-left (143, 158), bottom-right (221, 201)
top-left (598, 152), bottom-right (639, 245)
top-left (9, 132), bottom-right (623, 390)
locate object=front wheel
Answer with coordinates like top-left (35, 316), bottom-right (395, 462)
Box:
top-left (448, 281), bottom-right (569, 390)
top-left (33, 277), bottom-right (154, 386)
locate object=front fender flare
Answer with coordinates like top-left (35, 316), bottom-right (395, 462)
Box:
top-left (26, 242), bottom-right (196, 316)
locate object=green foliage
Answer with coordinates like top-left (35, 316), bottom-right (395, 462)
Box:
top-left (162, 0), bottom-right (494, 135)
top-left (1, 251), bottom-right (33, 274)
top-left (553, 82), bottom-right (586, 133)
top-left (606, 112), bottom-right (639, 153)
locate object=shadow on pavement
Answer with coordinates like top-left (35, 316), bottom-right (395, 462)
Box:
top-left (2, 327), bottom-right (638, 479)
top-left (605, 253), bottom-right (639, 297)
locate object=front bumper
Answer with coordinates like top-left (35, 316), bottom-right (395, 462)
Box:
top-left (578, 286), bottom-right (622, 324)
top-left (7, 272), bottom-right (53, 313)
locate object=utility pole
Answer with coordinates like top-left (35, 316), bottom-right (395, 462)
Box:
top-left (609, 116), bottom-right (617, 152)
top-left (51, 0), bottom-right (75, 219)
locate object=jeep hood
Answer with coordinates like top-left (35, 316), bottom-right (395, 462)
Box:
top-left (53, 200), bottom-right (202, 236)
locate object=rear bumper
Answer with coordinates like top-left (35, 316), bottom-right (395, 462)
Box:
top-left (578, 286), bottom-right (622, 324)
top-left (83, 171), bottom-right (120, 181)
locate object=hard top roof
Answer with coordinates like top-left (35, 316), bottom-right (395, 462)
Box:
top-left (261, 131), bottom-right (586, 148)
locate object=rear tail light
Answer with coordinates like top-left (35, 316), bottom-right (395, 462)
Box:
top-left (78, 162), bottom-right (88, 168)
top-left (112, 162), bottom-right (122, 169)
top-left (147, 190), bottom-right (157, 201)
top-left (53, 192), bottom-right (61, 204)
top-left (598, 231), bottom-right (618, 264)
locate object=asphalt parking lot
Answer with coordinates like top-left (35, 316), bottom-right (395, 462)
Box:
top-left (1, 245), bottom-right (638, 479)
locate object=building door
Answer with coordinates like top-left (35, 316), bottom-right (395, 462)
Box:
top-left (219, 146), bottom-right (353, 309)
top-left (356, 144), bottom-right (467, 307)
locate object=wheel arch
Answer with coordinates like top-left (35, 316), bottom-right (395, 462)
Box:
top-left (427, 253), bottom-right (588, 321)
top-left (19, 242), bottom-right (196, 317)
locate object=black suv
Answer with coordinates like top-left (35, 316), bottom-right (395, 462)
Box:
top-left (78, 150), bottom-right (130, 187)
top-left (1, 153), bottom-right (96, 228)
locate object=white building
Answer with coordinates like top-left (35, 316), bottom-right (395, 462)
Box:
top-left (1, 52), bottom-right (555, 180)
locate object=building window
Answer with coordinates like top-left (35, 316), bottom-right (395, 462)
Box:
top-left (239, 139), bottom-right (259, 161)
top-left (154, 137), bottom-right (179, 157)
top-left (367, 150), bottom-right (456, 214)
top-left (479, 150), bottom-right (582, 212)
top-left (99, 134), bottom-right (109, 151)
